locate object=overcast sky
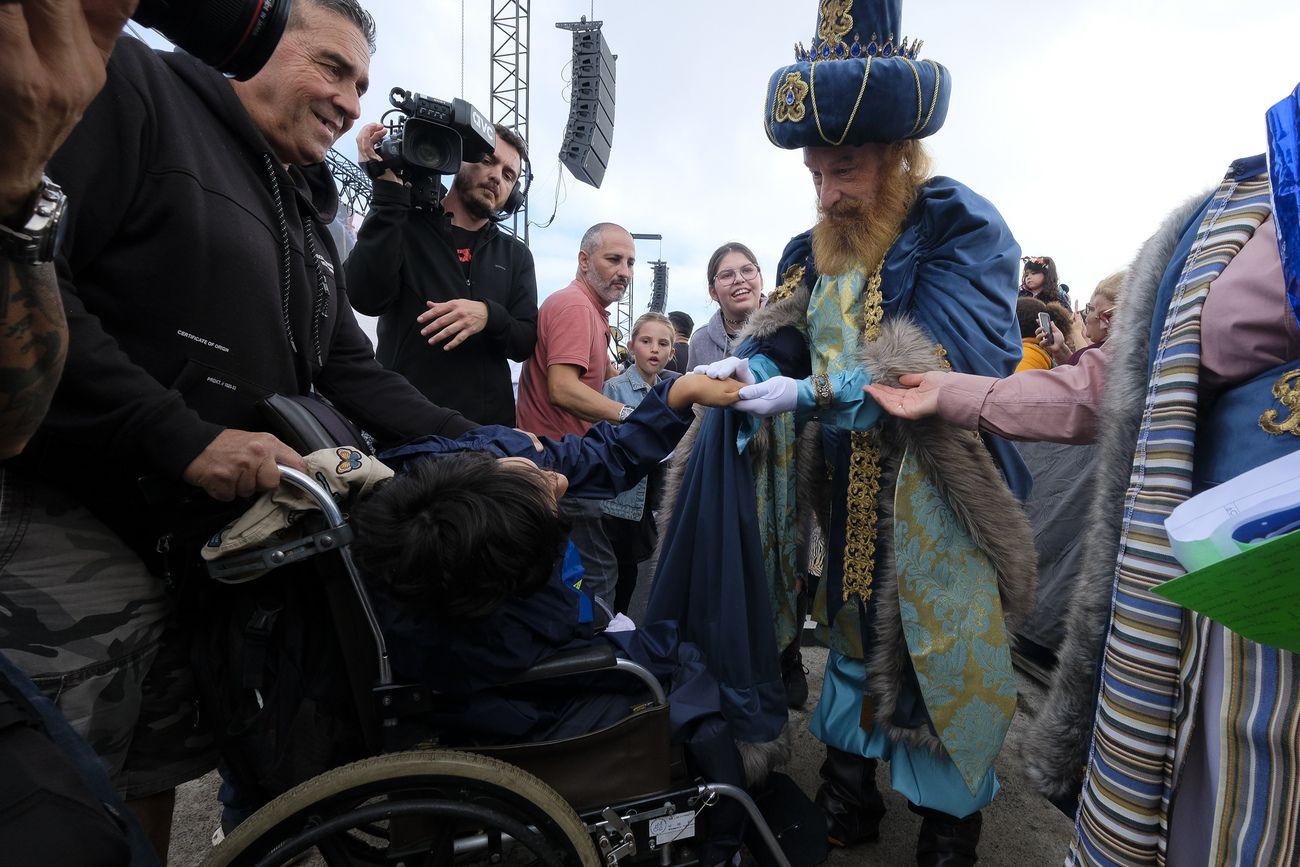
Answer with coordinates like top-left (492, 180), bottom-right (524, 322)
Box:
top-left (141, 0), bottom-right (1300, 338)
top-left (342, 0), bottom-right (1300, 337)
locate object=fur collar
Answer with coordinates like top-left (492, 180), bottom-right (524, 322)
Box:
top-left (853, 318), bottom-right (1037, 753)
top-left (1020, 190), bottom-right (1212, 800)
top-left (737, 282), bottom-right (811, 344)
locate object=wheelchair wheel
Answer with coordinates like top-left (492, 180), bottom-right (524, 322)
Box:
top-left (208, 749), bottom-right (600, 867)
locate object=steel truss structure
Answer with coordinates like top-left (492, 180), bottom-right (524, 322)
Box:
top-left (490, 0), bottom-right (530, 241)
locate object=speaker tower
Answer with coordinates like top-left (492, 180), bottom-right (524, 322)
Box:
top-left (556, 20), bottom-right (615, 188)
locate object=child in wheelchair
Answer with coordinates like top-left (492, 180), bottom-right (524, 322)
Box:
top-left (207, 373), bottom-right (760, 864)
top-left (353, 374), bottom-right (740, 743)
top-left (353, 373), bottom-right (751, 863)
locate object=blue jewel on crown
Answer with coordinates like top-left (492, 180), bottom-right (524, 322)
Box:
top-left (795, 32), bottom-right (922, 63)
top-left (785, 89), bottom-right (796, 106)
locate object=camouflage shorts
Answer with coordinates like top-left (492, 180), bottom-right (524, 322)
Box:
top-left (0, 468), bottom-right (216, 799)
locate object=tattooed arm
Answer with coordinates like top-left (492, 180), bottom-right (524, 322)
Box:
top-left (0, 260), bottom-right (66, 458)
top-left (0, 0), bottom-right (137, 456)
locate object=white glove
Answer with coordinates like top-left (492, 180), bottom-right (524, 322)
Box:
top-left (734, 376), bottom-right (799, 417)
top-left (692, 356), bottom-right (755, 385)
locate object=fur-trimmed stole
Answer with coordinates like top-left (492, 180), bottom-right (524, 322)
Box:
top-left (1019, 191), bottom-right (1212, 800)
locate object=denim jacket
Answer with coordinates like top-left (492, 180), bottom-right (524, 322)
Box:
top-left (600, 367), bottom-right (679, 520)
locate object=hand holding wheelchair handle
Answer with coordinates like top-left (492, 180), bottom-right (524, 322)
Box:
top-left (183, 428), bottom-right (308, 502)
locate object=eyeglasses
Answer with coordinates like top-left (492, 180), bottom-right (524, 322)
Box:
top-left (1084, 303), bottom-right (1115, 319)
top-left (714, 264), bottom-right (759, 285)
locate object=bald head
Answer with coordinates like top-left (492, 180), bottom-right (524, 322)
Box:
top-left (577, 223), bottom-right (634, 308)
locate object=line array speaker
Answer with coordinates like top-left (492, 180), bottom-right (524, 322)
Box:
top-left (559, 26), bottom-right (616, 188)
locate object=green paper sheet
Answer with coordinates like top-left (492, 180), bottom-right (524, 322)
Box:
top-left (1152, 529), bottom-right (1300, 653)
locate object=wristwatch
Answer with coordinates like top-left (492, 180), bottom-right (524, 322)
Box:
top-left (617, 404), bottom-right (634, 423)
top-left (0, 176), bottom-right (68, 265)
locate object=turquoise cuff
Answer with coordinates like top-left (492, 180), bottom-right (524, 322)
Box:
top-left (795, 368), bottom-right (881, 431)
top-left (796, 378), bottom-right (818, 414)
top-left (736, 354), bottom-right (780, 453)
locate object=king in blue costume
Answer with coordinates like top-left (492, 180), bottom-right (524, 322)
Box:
top-left (646, 1), bottom-right (1037, 863)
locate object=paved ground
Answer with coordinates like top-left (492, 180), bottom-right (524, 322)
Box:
top-left (171, 635), bottom-right (1074, 866)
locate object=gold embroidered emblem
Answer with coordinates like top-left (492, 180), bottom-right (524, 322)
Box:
top-left (816, 0), bottom-right (854, 46)
top-left (841, 254), bottom-right (890, 602)
top-left (842, 429), bottom-right (881, 602)
top-left (1259, 369), bottom-right (1300, 436)
top-left (768, 263), bottom-right (806, 306)
top-left (862, 259), bottom-right (884, 341)
top-left (774, 72), bottom-right (810, 124)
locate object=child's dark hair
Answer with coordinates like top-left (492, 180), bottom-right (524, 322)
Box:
top-left (1016, 296), bottom-right (1049, 339)
top-left (351, 453), bottom-right (569, 619)
top-left (1021, 255), bottom-right (1060, 296)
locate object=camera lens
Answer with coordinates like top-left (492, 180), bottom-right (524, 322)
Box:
top-left (133, 0), bottom-right (292, 81)
top-left (403, 122), bottom-right (462, 175)
top-left (411, 139), bottom-right (449, 168)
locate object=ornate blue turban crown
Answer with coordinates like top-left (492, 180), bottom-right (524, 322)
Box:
top-left (764, 0), bottom-right (951, 148)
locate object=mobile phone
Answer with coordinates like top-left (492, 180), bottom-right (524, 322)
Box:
top-left (1037, 311), bottom-right (1053, 340)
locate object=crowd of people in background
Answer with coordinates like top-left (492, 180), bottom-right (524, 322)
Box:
top-left (2, 0), bottom-right (1298, 866)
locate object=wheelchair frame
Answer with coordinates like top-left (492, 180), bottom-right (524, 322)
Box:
top-left (204, 465), bottom-right (792, 867)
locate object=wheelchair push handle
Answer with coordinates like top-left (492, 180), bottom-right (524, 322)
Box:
top-left (275, 464), bottom-right (392, 685)
top-left (276, 464), bottom-right (348, 528)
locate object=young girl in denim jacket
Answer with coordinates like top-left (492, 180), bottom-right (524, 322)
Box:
top-left (601, 313), bottom-right (679, 614)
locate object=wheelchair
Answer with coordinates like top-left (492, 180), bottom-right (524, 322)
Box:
top-left (202, 463), bottom-right (791, 867)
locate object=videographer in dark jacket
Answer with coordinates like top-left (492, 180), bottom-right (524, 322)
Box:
top-left (348, 121), bottom-right (537, 426)
top-left (0, 2), bottom-right (477, 858)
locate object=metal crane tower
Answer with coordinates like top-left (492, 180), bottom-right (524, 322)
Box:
top-left (490, 0), bottom-right (531, 242)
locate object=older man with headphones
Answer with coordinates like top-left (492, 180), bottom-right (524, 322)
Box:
top-left (349, 121), bottom-right (538, 426)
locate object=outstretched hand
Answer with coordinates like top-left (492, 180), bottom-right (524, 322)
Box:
top-left (734, 376), bottom-right (798, 418)
top-left (692, 356), bottom-right (755, 385)
top-left (863, 371), bottom-right (947, 420)
top-left (666, 374), bottom-right (744, 411)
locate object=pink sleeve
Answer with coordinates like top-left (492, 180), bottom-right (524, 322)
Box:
top-left (936, 349), bottom-right (1108, 445)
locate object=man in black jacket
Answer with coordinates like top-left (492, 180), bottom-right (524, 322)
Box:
top-left (348, 121), bottom-right (537, 426)
top-left (0, 0), bottom-right (477, 858)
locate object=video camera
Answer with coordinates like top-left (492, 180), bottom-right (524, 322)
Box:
top-left (369, 88), bottom-right (496, 210)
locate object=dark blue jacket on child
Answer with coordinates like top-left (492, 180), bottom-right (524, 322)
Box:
top-left (373, 381), bottom-right (721, 745)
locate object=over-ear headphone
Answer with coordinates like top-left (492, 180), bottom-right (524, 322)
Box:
top-left (494, 151), bottom-right (532, 220)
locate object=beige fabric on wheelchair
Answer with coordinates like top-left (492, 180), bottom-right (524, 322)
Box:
top-left (200, 447), bottom-right (392, 561)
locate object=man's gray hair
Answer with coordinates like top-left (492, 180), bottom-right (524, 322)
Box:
top-left (292, 0), bottom-right (377, 54)
top-left (580, 222), bottom-right (627, 255)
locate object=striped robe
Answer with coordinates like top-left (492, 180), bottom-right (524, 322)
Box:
top-left (1064, 162), bottom-right (1300, 865)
